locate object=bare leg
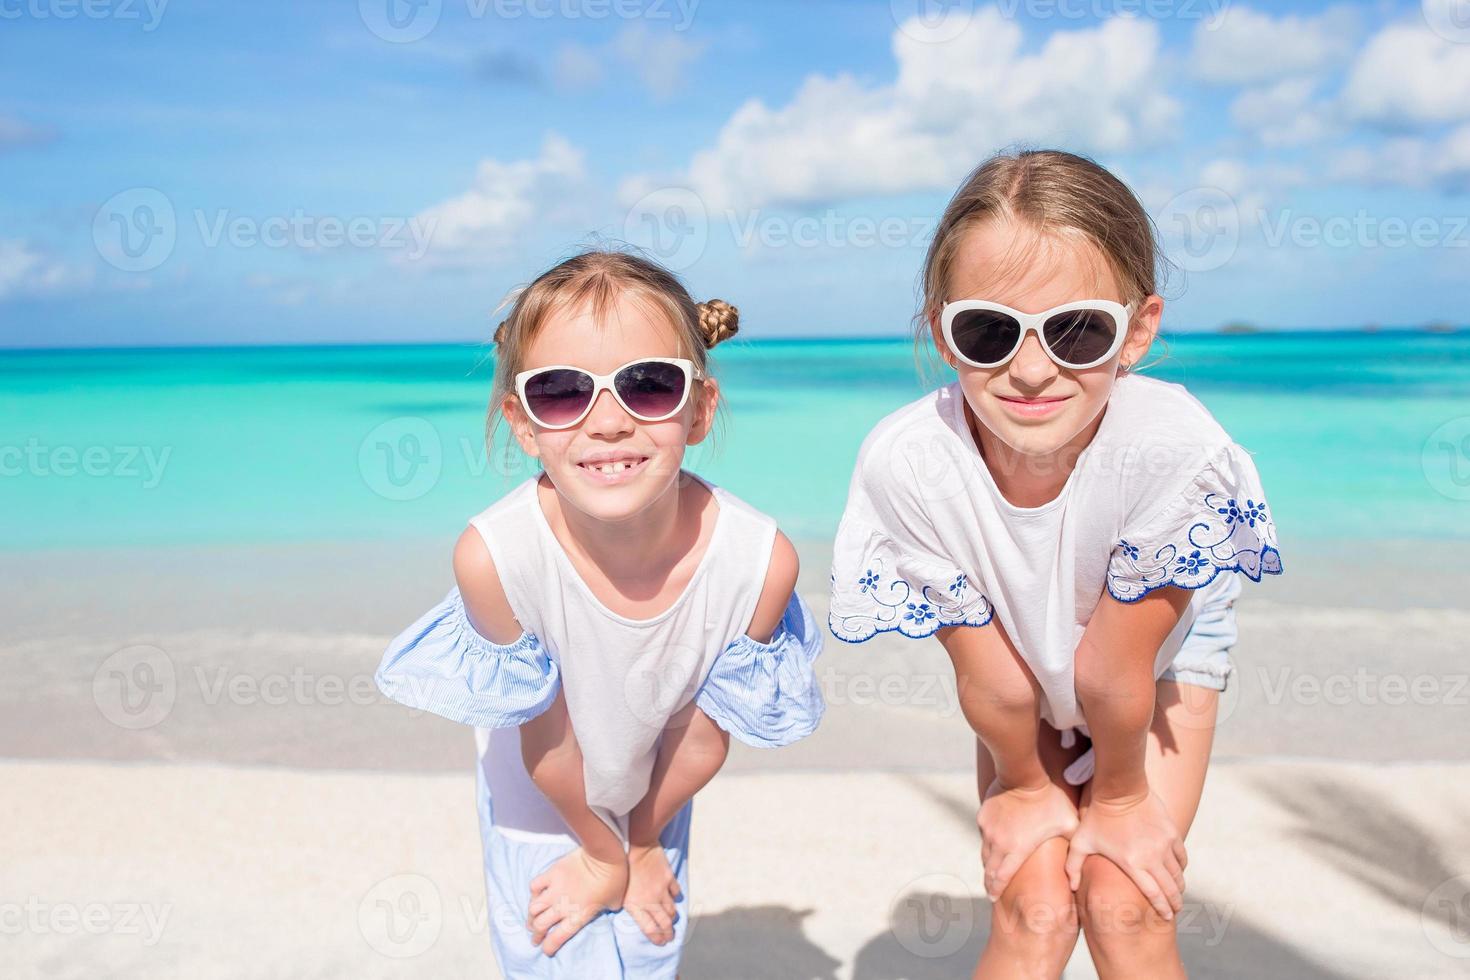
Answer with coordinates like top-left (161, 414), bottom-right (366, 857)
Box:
top-left (1075, 680), bottom-right (1219, 980)
top-left (972, 722), bottom-right (1089, 980)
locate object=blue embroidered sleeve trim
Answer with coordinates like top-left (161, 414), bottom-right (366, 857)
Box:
top-left (1107, 493), bottom-right (1284, 603)
top-left (827, 560), bottom-right (993, 644)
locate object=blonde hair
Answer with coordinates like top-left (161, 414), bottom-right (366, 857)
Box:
top-left (487, 248), bottom-right (738, 456)
top-left (915, 146), bottom-right (1172, 381)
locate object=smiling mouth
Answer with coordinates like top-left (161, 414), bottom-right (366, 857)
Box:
top-left (993, 394), bottom-right (1072, 420)
top-left (576, 455), bottom-right (651, 476)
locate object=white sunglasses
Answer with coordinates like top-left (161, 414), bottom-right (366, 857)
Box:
top-left (513, 356), bottom-right (704, 430)
top-left (940, 299), bottom-right (1135, 370)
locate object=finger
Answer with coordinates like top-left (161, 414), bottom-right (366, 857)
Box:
top-left (1064, 841), bottom-right (1088, 892)
top-left (648, 906), bottom-right (673, 943)
top-left (530, 903), bottom-right (564, 945)
top-left (541, 909), bottom-right (589, 957)
top-left (529, 872), bottom-right (549, 894)
top-left (1172, 838), bottom-right (1189, 871)
top-left (1127, 866), bottom-right (1174, 921)
top-left (989, 850), bottom-right (1027, 902)
top-left (1163, 850), bottom-right (1185, 893)
top-left (667, 877), bottom-right (683, 903)
top-left (980, 846), bottom-right (1002, 889)
top-left (628, 904), bottom-right (665, 945)
top-left (1159, 868), bottom-right (1184, 916)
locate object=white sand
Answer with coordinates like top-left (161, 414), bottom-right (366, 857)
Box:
top-left (7, 537), bottom-right (1470, 977)
top-left (6, 759), bottom-right (1469, 979)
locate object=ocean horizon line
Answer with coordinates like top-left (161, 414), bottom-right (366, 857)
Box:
top-left (2, 322), bottom-right (1465, 355)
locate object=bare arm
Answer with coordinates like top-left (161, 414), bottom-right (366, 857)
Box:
top-left (625, 530), bottom-right (800, 846)
top-left (936, 616), bottom-right (1048, 791)
top-left (625, 701), bottom-right (730, 847)
top-left (938, 613), bottom-right (1080, 902)
top-left (1073, 585), bottom-right (1192, 801)
top-left (1064, 584), bottom-right (1194, 918)
top-left (453, 528), bottom-right (623, 863)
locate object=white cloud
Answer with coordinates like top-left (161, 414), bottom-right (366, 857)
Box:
top-left (1341, 20), bottom-right (1470, 128)
top-left (1230, 78), bottom-right (1337, 147)
top-left (553, 25), bottom-right (705, 101)
top-left (1191, 5), bottom-right (1358, 86)
top-left (408, 134), bottom-right (588, 267)
top-left (611, 24), bottom-right (707, 102)
top-left (623, 10), bottom-right (1179, 211)
top-left (1198, 158), bottom-right (1308, 231)
top-left (0, 240), bottom-right (87, 300)
top-left (553, 43), bottom-right (604, 91)
top-left (1327, 124), bottom-right (1470, 193)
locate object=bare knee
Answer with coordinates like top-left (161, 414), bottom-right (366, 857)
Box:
top-left (986, 838), bottom-right (1079, 970)
top-left (1076, 855), bottom-right (1177, 970)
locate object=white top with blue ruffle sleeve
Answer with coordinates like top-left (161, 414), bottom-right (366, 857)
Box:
top-left (375, 470), bottom-right (826, 841)
top-left (828, 373), bottom-right (1282, 733)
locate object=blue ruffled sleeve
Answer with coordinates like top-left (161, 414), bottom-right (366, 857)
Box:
top-left (375, 588), bottom-right (560, 728)
top-left (1107, 442), bottom-right (1283, 603)
top-left (695, 591), bottom-right (826, 748)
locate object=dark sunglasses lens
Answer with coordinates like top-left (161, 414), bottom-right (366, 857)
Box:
top-left (523, 369), bottom-right (594, 426)
top-left (950, 309), bottom-right (1021, 364)
top-left (615, 361), bottom-right (687, 419)
top-left (1042, 309), bottom-right (1117, 366)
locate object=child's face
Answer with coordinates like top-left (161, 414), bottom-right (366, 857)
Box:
top-left (932, 217), bottom-right (1159, 460)
top-left (504, 292), bottom-right (718, 523)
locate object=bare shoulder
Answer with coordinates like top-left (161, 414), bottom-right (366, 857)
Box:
top-left (744, 529), bottom-right (800, 644)
top-left (452, 527), bottom-right (525, 645)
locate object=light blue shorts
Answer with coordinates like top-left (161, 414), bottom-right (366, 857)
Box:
top-left (474, 762), bottom-right (692, 979)
top-left (1158, 572), bottom-right (1242, 692)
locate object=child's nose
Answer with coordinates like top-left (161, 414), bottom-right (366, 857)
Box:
top-left (581, 388), bottom-right (636, 436)
top-left (1009, 333), bottom-right (1058, 386)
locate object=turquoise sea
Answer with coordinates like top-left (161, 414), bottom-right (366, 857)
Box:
top-left (3, 332), bottom-right (1467, 552)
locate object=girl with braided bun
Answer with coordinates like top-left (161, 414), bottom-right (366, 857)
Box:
top-left (376, 249), bottom-right (825, 978)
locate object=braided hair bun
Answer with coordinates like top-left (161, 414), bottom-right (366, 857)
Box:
top-left (696, 299), bottom-right (739, 350)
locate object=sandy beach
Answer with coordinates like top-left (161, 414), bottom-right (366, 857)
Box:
top-left (5, 536), bottom-right (1470, 978)
top-left (9, 0), bottom-right (1470, 974)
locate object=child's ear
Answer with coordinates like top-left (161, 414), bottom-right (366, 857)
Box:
top-left (928, 308), bottom-right (957, 369)
top-left (502, 395), bottom-right (540, 458)
top-left (1120, 294), bottom-right (1164, 369)
top-left (686, 377), bottom-right (719, 445)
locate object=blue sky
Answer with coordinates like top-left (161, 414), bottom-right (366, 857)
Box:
top-left (1, 0), bottom-right (1467, 347)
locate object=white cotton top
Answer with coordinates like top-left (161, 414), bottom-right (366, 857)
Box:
top-left (828, 373), bottom-right (1282, 734)
top-left (471, 470), bottom-right (778, 843)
